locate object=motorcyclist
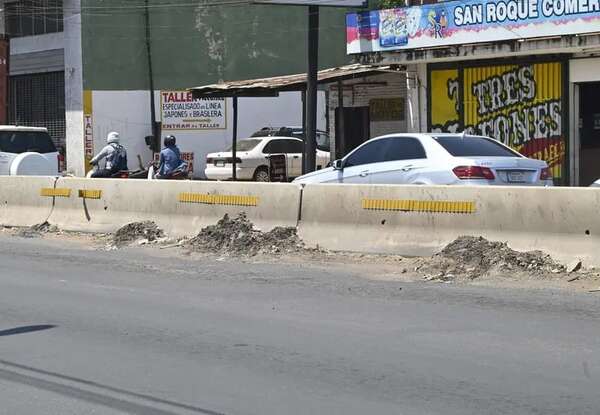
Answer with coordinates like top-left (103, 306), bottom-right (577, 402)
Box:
top-left (90, 132), bottom-right (128, 178)
top-left (156, 135), bottom-right (186, 179)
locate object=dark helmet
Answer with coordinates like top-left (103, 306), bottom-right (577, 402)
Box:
top-left (164, 135), bottom-right (176, 147)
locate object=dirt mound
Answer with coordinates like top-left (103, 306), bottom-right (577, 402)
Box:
top-left (112, 221), bottom-right (164, 247)
top-left (417, 236), bottom-right (565, 281)
top-left (15, 221), bottom-right (59, 238)
top-left (186, 213), bottom-right (305, 256)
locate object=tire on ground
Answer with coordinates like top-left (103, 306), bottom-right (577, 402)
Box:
top-left (253, 166), bottom-right (269, 182)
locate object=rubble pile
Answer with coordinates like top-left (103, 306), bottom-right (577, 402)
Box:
top-left (112, 221), bottom-right (164, 247)
top-left (186, 213), bottom-right (305, 256)
top-left (15, 221), bottom-right (59, 238)
top-left (418, 236), bottom-right (565, 282)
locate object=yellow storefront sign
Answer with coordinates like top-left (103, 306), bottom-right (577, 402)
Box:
top-left (430, 62), bottom-right (565, 180)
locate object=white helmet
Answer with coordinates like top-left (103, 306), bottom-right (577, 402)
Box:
top-left (107, 131), bottom-right (120, 144)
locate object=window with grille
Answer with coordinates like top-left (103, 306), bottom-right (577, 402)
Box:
top-left (5, 0), bottom-right (63, 38)
top-left (8, 71), bottom-right (66, 150)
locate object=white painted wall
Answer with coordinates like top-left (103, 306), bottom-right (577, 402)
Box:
top-left (570, 57), bottom-right (600, 83)
top-left (88, 90), bottom-right (326, 178)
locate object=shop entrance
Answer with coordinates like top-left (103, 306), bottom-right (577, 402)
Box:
top-left (579, 82), bottom-right (600, 186)
top-left (335, 106), bottom-right (370, 158)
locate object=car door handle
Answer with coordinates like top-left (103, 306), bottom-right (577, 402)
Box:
top-left (293, 155), bottom-right (300, 159)
top-left (359, 170), bottom-right (369, 177)
top-left (401, 165), bottom-right (414, 172)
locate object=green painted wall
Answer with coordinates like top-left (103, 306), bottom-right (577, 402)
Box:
top-left (81, 0), bottom-right (351, 90)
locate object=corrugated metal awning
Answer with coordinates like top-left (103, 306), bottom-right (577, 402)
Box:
top-left (189, 64), bottom-right (404, 98)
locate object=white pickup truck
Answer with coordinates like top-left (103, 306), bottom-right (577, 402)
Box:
top-left (0, 126), bottom-right (60, 176)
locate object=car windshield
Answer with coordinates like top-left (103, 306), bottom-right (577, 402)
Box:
top-left (434, 135), bottom-right (521, 157)
top-left (0, 131), bottom-right (57, 154)
top-left (227, 139), bottom-right (261, 151)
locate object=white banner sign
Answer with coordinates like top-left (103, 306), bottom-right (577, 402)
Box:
top-left (160, 91), bottom-right (226, 131)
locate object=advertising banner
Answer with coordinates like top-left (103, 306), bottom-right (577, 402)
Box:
top-left (347, 0), bottom-right (600, 54)
top-left (160, 91), bottom-right (226, 131)
top-left (429, 62), bottom-right (566, 180)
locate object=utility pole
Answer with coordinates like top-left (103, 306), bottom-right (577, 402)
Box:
top-left (232, 97), bottom-right (238, 180)
top-left (303, 5), bottom-right (318, 174)
top-left (144, 0), bottom-right (158, 151)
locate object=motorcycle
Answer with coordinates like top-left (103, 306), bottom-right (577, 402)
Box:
top-left (147, 160), bottom-right (189, 180)
top-left (86, 162), bottom-right (130, 179)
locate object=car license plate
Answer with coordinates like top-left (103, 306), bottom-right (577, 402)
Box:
top-left (508, 171), bottom-right (525, 182)
top-left (215, 161), bottom-right (225, 167)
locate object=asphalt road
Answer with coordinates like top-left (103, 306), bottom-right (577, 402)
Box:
top-left (1, 234), bottom-right (600, 415)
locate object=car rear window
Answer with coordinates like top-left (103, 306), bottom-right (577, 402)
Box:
top-left (228, 139), bottom-right (261, 151)
top-left (434, 136), bottom-right (521, 157)
top-left (0, 131), bottom-right (57, 154)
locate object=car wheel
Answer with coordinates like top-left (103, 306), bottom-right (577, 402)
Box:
top-left (253, 167), bottom-right (270, 182)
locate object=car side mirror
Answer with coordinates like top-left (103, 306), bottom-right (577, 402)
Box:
top-left (332, 159), bottom-right (344, 170)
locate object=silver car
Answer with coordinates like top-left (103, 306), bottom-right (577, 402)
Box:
top-left (293, 133), bottom-right (553, 186)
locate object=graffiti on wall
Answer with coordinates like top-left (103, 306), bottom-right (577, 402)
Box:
top-left (430, 62), bottom-right (565, 179)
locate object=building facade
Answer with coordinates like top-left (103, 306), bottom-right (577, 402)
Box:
top-left (346, 0), bottom-right (600, 186)
top-left (4, 0), bottom-right (350, 177)
top-left (3, 0), bottom-right (66, 154)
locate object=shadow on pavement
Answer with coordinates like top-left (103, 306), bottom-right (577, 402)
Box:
top-left (0, 359), bottom-right (226, 415)
top-left (0, 325), bottom-right (56, 337)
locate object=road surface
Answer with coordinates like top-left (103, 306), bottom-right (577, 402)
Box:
top-left (1, 234), bottom-right (600, 414)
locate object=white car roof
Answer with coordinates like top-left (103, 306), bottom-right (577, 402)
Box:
top-left (236, 137), bottom-right (301, 142)
top-left (0, 125), bottom-right (49, 132)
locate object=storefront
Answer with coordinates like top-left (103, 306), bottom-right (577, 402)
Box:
top-left (428, 59), bottom-right (567, 182)
top-left (570, 57), bottom-right (600, 186)
top-left (327, 71), bottom-right (411, 158)
top-left (346, 0), bottom-right (600, 185)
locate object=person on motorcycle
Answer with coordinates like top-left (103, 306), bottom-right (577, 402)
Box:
top-left (90, 132), bottom-right (128, 178)
top-left (156, 135), bottom-right (186, 179)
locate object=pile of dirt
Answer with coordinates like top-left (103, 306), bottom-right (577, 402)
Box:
top-left (186, 213), bottom-right (305, 256)
top-left (15, 221), bottom-right (59, 238)
top-left (112, 221), bottom-right (164, 247)
top-left (416, 236), bottom-right (565, 282)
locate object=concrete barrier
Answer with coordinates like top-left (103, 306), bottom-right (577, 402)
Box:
top-left (0, 176), bottom-right (59, 227)
top-left (298, 184), bottom-right (600, 266)
top-left (49, 178), bottom-right (301, 236)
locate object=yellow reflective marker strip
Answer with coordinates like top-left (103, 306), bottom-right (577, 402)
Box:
top-left (178, 193), bottom-right (259, 207)
top-left (78, 189), bottom-right (102, 199)
top-left (40, 188), bottom-right (71, 198)
top-left (362, 199), bottom-right (475, 214)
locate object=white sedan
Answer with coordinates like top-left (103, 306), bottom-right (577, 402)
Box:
top-left (205, 136), bottom-right (330, 181)
top-left (293, 133), bottom-right (554, 186)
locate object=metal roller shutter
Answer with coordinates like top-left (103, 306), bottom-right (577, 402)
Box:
top-left (8, 71), bottom-right (66, 150)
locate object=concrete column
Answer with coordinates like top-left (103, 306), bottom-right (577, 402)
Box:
top-left (405, 65), bottom-right (418, 133)
top-left (417, 63), bottom-right (428, 133)
top-left (64, 0), bottom-right (85, 176)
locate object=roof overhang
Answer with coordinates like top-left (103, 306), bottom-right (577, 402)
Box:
top-left (189, 64), bottom-right (405, 98)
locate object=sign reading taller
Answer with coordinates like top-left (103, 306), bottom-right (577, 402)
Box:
top-left (160, 91), bottom-right (226, 131)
